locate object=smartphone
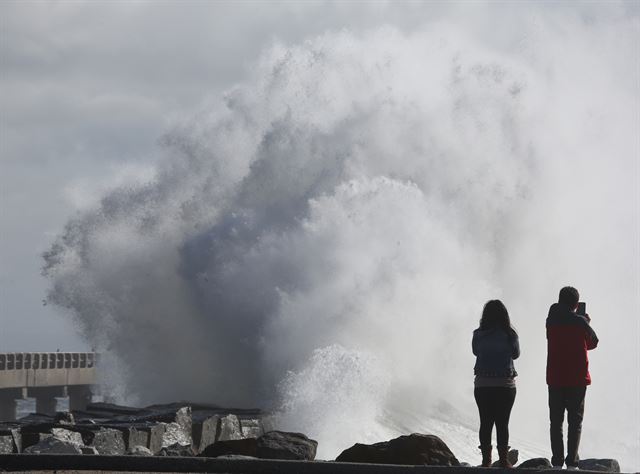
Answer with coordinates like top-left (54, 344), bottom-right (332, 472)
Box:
top-left (577, 302), bottom-right (586, 315)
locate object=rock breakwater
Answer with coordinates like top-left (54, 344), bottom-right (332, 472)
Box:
top-left (0, 401), bottom-right (288, 458)
top-left (0, 402), bottom-right (623, 472)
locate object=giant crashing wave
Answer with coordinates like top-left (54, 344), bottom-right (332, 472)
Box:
top-left (43, 22), bottom-right (638, 463)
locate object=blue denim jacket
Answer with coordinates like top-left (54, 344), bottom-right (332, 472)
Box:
top-left (472, 328), bottom-right (520, 377)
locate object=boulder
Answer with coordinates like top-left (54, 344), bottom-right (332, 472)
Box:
top-left (99, 422), bottom-right (165, 454)
top-left (260, 415), bottom-right (277, 433)
top-left (578, 459), bottom-right (621, 472)
top-left (24, 436), bottom-right (83, 454)
top-left (192, 414), bottom-right (219, 454)
top-left (137, 405), bottom-right (192, 434)
top-left (0, 435), bottom-right (14, 454)
top-left (199, 438), bottom-right (258, 458)
top-left (20, 426), bottom-right (86, 451)
top-left (128, 445), bottom-right (153, 456)
top-left (8, 428), bottom-right (21, 453)
top-left (218, 414), bottom-right (242, 441)
top-left (492, 448), bottom-right (519, 467)
top-left (88, 427), bottom-right (126, 455)
top-left (240, 418), bottom-right (264, 438)
top-left (101, 424), bottom-right (150, 451)
top-left (0, 428), bottom-right (20, 453)
top-left (144, 423), bottom-right (166, 454)
top-left (335, 433), bottom-right (459, 466)
top-left (161, 421), bottom-right (191, 448)
top-left (256, 431), bottom-right (317, 461)
top-left (158, 442), bottom-right (195, 457)
top-left (50, 427), bottom-right (84, 445)
top-left (124, 406), bottom-right (192, 448)
top-left (18, 424), bottom-right (54, 450)
top-left (517, 458), bottom-right (553, 469)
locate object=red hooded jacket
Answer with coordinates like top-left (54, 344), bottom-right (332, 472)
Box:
top-left (546, 303), bottom-right (599, 387)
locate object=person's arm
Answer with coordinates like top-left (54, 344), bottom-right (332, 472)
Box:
top-left (511, 333), bottom-right (521, 359)
top-left (472, 331), bottom-right (479, 356)
top-left (580, 317), bottom-right (599, 350)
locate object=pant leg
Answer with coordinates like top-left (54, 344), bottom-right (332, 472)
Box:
top-left (548, 386), bottom-right (566, 467)
top-left (494, 387), bottom-right (516, 449)
top-left (475, 387), bottom-right (496, 448)
top-left (565, 387), bottom-right (586, 467)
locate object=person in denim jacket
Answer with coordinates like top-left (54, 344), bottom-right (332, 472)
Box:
top-left (472, 300), bottom-right (520, 468)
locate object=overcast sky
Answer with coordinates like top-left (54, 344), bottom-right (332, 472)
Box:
top-left (1, 1), bottom-right (638, 352)
top-left (0, 0), bottom-right (445, 351)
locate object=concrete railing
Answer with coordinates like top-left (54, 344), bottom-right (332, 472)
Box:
top-left (0, 352), bottom-right (97, 421)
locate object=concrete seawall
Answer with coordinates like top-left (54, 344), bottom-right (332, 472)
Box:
top-left (0, 455), bottom-right (625, 474)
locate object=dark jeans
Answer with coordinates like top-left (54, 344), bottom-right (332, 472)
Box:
top-left (474, 386), bottom-right (517, 449)
top-left (548, 386), bottom-right (586, 467)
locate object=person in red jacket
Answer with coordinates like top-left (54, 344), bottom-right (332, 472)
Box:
top-left (546, 286), bottom-right (599, 469)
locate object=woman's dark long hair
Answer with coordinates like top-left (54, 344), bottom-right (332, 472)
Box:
top-left (479, 299), bottom-right (517, 338)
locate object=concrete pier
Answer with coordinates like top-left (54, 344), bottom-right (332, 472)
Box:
top-left (68, 384), bottom-right (93, 412)
top-left (0, 388), bottom-right (23, 421)
top-left (0, 352), bottom-right (96, 420)
top-left (28, 386), bottom-right (65, 416)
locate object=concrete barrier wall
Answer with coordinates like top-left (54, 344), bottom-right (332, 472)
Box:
top-left (0, 353), bottom-right (96, 389)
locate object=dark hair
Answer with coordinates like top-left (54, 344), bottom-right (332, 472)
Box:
top-left (479, 299), bottom-right (517, 337)
top-left (558, 286), bottom-right (579, 308)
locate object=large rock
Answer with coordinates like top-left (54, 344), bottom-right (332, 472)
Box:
top-left (260, 415), bottom-right (277, 433)
top-left (128, 445), bottom-right (153, 456)
top-left (192, 414), bottom-right (219, 454)
top-left (161, 421), bottom-right (191, 448)
top-left (159, 442), bottom-right (195, 457)
top-left (129, 406), bottom-right (192, 448)
top-left (0, 427), bottom-right (20, 453)
top-left (199, 438), bottom-right (258, 458)
top-left (88, 427), bottom-right (126, 455)
top-left (518, 458), bottom-right (553, 469)
top-left (218, 414), bottom-right (242, 441)
top-left (240, 418), bottom-right (264, 438)
top-left (143, 423), bottom-right (166, 454)
top-left (50, 427), bottom-right (84, 445)
top-left (0, 435), bottom-right (14, 454)
top-left (335, 433), bottom-right (459, 466)
top-left (101, 424), bottom-right (150, 451)
top-left (256, 431), bottom-right (317, 461)
top-left (578, 459), bottom-right (621, 472)
top-left (102, 422), bottom-right (165, 454)
top-left (20, 425), bottom-right (86, 451)
top-left (23, 436), bottom-right (83, 454)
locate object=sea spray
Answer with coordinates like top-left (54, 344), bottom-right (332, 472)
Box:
top-left (43, 21), bottom-right (639, 467)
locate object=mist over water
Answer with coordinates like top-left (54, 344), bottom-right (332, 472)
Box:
top-left (44, 12), bottom-right (639, 468)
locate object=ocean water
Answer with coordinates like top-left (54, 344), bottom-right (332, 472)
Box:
top-left (16, 397), bottom-right (69, 419)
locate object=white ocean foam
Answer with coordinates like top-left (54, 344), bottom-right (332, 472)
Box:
top-left (43, 16), bottom-right (639, 470)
